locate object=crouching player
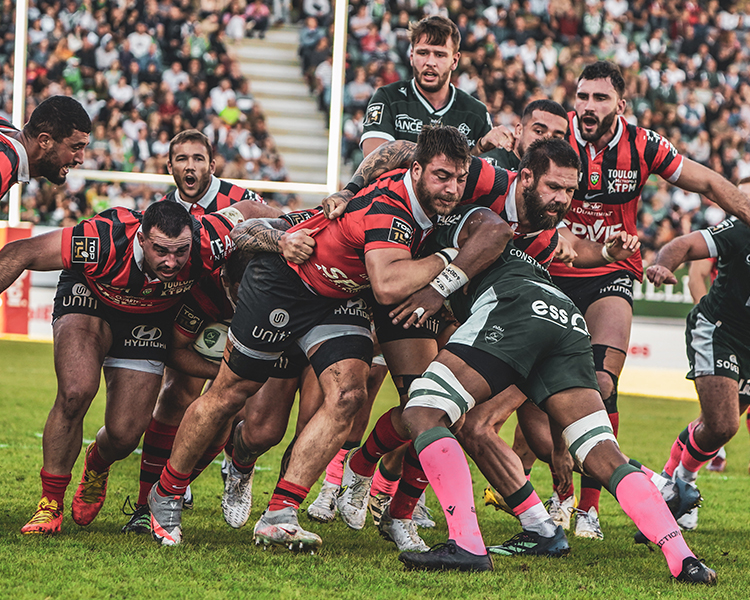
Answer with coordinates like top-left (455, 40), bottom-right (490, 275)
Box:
top-left (391, 202), bottom-right (716, 584)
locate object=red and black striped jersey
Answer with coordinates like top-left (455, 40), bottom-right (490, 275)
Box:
top-left (173, 269), bottom-right (235, 339)
top-left (0, 116), bottom-right (23, 198)
top-left (60, 206), bottom-right (237, 313)
top-left (460, 157), bottom-right (559, 267)
top-left (287, 169), bottom-right (436, 297)
top-left (549, 113), bottom-right (684, 280)
top-left (161, 176), bottom-right (264, 217)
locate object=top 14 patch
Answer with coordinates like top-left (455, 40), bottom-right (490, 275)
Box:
top-left (387, 217), bottom-right (413, 245)
top-left (365, 103), bottom-right (384, 126)
top-left (71, 236), bottom-right (99, 263)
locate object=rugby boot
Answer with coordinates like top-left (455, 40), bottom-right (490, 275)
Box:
top-left (183, 484), bottom-right (194, 510)
top-left (663, 477), bottom-right (701, 521)
top-left (222, 462), bottom-right (254, 529)
top-left (21, 497), bottom-right (63, 535)
top-left (413, 494), bottom-right (435, 529)
top-left (121, 500), bottom-right (151, 535)
top-left (488, 525), bottom-right (570, 557)
top-left (573, 506), bottom-right (603, 540)
top-left (675, 557), bottom-right (717, 585)
top-left (400, 539), bottom-right (493, 572)
top-left (253, 507), bottom-right (322, 553)
top-left (368, 492), bottom-right (392, 527)
top-left (378, 507), bottom-right (429, 552)
top-left (337, 451), bottom-right (373, 530)
top-left (483, 486), bottom-right (516, 518)
top-left (307, 480), bottom-right (339, 523)
top-left (546, 491), bottom-right (577, 530)
top-left (71, 443), bottom-right (109, 526)
top-left (148, 484), bottom-right (183, 546)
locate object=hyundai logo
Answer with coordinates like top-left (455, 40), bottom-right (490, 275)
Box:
top-left (131, 325), bottom-right (163, 341)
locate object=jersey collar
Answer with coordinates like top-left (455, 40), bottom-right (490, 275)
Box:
top-left (173, 175), bottom-right (220, 212)
top-left (505, 176), bottom-right (519, 228)
top-left (411, 79), bottom-right (456, 116)
top-left (572, 114), bottom-right (624, 158)
top-left (132, 226), bottom-right (160, 282)
top-left (404, 170), bottom-right (435, 232)
top-left (0, 129), bottom-right (30, 184)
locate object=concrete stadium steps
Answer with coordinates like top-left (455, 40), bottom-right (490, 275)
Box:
top-left (227, 26), bottom-right (330, 192)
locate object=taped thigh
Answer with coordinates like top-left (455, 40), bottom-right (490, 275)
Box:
top-left (406, 361), bottom-right (476, 426)
top-left (562, 409), bottom-right (618, 468)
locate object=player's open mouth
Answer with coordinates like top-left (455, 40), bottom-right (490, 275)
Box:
top-left (582, 116), bottom-right (598, 127)
top-left (184, 174), bottom-right (196, 187)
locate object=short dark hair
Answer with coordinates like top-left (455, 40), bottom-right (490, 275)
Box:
top-left (169, 129), bottom-right (214, 163)
top-left (24, 96), bottom-right (91, 141)
top-left (522, 99), bottom-right (568, 123)
top-left (579, 61), bottom-right (625, 98)
top-left (518, 138), bottom-right (581, 180)
top-left (142, 201), bottom-right (193, 238)
top-left (413, 124), bottom-right (471, 169)
top-left (409, 15), bottom-right (460, 52)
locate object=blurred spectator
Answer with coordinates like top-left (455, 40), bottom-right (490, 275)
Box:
top-left (246, 0), bottom-right (271, 39)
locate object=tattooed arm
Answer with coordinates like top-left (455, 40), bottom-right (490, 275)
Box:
top-left (323, 140), bottom-right (417, 219)
top-left (230, 218), bottom-right (316, 264)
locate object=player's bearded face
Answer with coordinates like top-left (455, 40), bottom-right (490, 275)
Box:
top-left (578, 105), bottom-right (618, 143)
top-left (38, 141), bottom-right (77, 185)
top-left (169, 141), bottom-right (215, 201)
top-left (415, 171), bottom-right (462, 216)
top-left (411, 39), bottom-right (457, 94)
top-left (522, 179), bottom-right (568, 230)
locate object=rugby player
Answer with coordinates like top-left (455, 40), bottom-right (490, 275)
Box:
top-left (0, 95), bottom-right (90, 195)
top-left (2, 198), bottom-right (279, 535)
top-left (647, 209), bottom-right (750, 532)
top-left (147, 125), bottom-right (513, 549)
top-left (391, 201), bottom-right (716, 584)
top-left (541, 61), bottom-right (750, 539)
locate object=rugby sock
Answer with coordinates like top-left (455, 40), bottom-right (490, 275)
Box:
top-left (611, 465), bottom-right (693, 577)
top-left (663, 426), bottom-right (689, 478)
top-left (629, 459), bottom-right (672, 493)
top-left (370, 461), bottom-right (400, 498)
top-left (677, 424), bottom-right (720, 478)
top-left (389, 444), bottom-right (427, 519)
top-left (524, 468), bottom-right (532, 480)
top-left (85, 442), bottom-right (111, 473)
top-left (192, 439), bottom-right (228, 481)
top-left (415, 428), bottom-right (485, 555)
top-left (349, 408), bottom-right (409, 477)
top-left (507, 480), bottom-right (557, 537)
top-left (325, 441), bottom-right (359, 486)
top-left (138, 418), bottom-right (178, 505)
top-left (156, 460), bottom-right (190, 497)
top-left (40, 468), bottom-right (72, 506)
top-left (550, 467), bottom-right (575, 501)
top-left (268, 478), bottom-right (309, 512)
top-left (577, 479), bottom-right (601, 513)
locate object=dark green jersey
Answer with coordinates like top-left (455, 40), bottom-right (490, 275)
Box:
top-left (696, 218), bottom-right (750, 341)
top-left (428, 205), bottom-right (553, 323)
top-left (361, 79), bottom-right (492, 150)
top-left (479, 147), bottom-right (520, 170)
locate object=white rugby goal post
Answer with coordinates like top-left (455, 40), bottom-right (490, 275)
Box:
top-left (8, 0), bottom-right (349, 225)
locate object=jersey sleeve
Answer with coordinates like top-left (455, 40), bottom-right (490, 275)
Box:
top-left (60, 214), bottom-right (115, 275)
top-left (461, 157), bottom-right (511, 208)
top-left (196, 212), bottom-right (239, 270)
top-left (361, 200), bottom-right (418, 253)
top-left (642, 128), bottom-right (684, 183)
top-left (702, 218), bottom-right (747, 258)
top-left (0, 136), bottom-right (19, 197)
top-left (361, 88), bottom-right (396, 145)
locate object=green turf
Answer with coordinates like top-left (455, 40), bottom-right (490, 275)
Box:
top-left (0, 339), bottom-right (747, 599)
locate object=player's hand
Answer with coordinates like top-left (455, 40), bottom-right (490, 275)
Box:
top-left (551, 440), bottom-right (574, 492)
top-left (322, 189), bottom-right (354, 220)
top-left (389, 286), bottom-right (444, 329)
top-left (603, 231), bottom-right (640, 261)
top-left (555, 234), bottom-right (578, 266)
top-left (646, 264), bottom-right (677, 286)
top-left (478, 125), bottom-right (516, 153)
top-left (279, 228), bottom-right (317, 264)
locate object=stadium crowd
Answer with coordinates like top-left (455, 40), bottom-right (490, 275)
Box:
top-left (0, 0), bottom-right (297, 225)
top-left (302, 0), bottom-right (750, 264)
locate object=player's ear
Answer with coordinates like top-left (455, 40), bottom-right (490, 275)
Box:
top-left (37, 132), bottom-right (54, 150)
top-left (209, 159), bottom-right (216, 175)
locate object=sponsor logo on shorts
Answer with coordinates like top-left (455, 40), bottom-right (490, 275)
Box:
top-left (175, 304), bottom-right (203, 335)
top-left (71, 236), bottom-right (99, 263)
top-left (365, 103), bottom-right (384, 126)
top-left (72, 283), bottom-right (91, 297)
top-left (269, 308), bottom-right (290, 328)
top-left (708, 219), bottom-right (734, 235)
top-left (600, 276), bottom-right (633, 298)
top-left (484, 325), bottom-right (505, 344)
top-left (124, 325), bottom-right (167, 349)
top-left (716, 355), bottom-right (739, 374)
top-left (739, 379), bottom-right (750, 396)
top-left (334, 298), bottom-right (369, 319)
top-left (387, 217), bottom-right (413, 245)
top-left (394, 113), bottom-right (422, 134)
top-left (532, 300), bottom-right (569, 324)
top-left (252, 326), bottom-right (292, 344)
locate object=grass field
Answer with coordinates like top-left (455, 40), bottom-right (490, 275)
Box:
top-left (0, 339), bottom-right (748, 600)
